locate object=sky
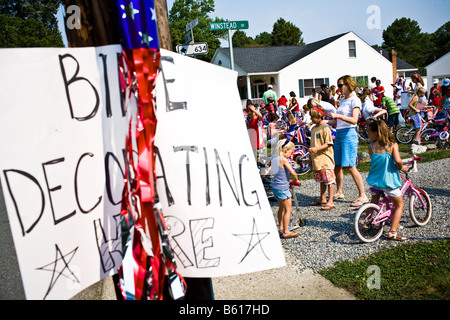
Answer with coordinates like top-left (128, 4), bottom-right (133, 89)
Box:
top-left (166, 0), bottom-right (449, 46)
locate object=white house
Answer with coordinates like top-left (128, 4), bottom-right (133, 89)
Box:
top-left (426, 51), bottom-right (450, 87)
top-left (211, 31), bottom-right (398, 107)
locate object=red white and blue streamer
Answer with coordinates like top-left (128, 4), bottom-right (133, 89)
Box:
top-left (115, 0), bottom-right (186, 300)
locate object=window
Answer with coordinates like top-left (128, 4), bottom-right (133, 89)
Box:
top-left (349, 40), bottom-right (356, 58)
top-left (298, 78), bottom-right (329, 97)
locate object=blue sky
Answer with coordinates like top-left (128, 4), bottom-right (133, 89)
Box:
top-left (166, 0), bottom-right (449, 46)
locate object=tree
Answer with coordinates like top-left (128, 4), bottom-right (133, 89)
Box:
top-left (0, 0), bottom-right (63, 47)
top-left (168, 0), bottom-right (224, 62)
top-left (255, 32), bottom-right (272, 46)
top-left (431, 21), bottom-right (450, 61)
top-left (271, 18), bottom-right (304, 46)
top-left (232, 30), bottom-right (254, 47)
top-left (382, 18), bottom-right (450, 72)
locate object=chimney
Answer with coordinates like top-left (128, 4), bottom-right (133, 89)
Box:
top-left (389, 50), bottom-right (397, 84)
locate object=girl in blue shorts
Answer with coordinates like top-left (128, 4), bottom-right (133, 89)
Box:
top-left (271, 139), bottom-right (300, 239)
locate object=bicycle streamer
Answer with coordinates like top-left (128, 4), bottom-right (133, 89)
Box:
top-left (116, 48), bottom-right (186, 300)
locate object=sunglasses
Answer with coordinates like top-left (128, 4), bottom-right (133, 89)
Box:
top-left (338, 83), bottom-right (344, 88)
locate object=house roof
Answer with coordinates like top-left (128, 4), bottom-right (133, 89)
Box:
top-left (216, 32), bottom-right (348, 73)
top-left (372, 46), bottom-right (418, 71)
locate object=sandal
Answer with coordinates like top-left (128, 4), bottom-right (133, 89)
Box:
top-left (334, 193), bottom-right (345, 200)
top-left (350, 198), bottom-right (369, 207)
top-left (321, 204), bottom-right (335, 210)
top-left (388, 232), bottom-right (409, 241)
top-left (280, 231), bottom-right (299, 239)
top-left (311, 199), bottom-right (326, 206)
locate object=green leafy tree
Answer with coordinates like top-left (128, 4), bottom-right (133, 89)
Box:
top-left (271, 18), bottom-right (304, 46)
top-left (255, 31), bottom-right (272, 46)
top-left (168, 0), bottom-right (225, 62)
top-left (232, 30), bottom-right (254, 47)
top-left (431, 21), bottom-right (450, 61)
top-left (0, 0), bottom-right (63, 47)
top-left (382, 17), bottom-right (434, 72)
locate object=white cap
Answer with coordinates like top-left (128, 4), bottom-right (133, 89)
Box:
top-left (433, 79), bottom-right (439, 84)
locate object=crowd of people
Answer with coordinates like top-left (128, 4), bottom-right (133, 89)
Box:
top-left (244, 74), bottom-right (450, 240)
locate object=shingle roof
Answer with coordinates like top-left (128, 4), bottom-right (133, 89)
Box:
top-left (217, 33), bottom-right (348, 73)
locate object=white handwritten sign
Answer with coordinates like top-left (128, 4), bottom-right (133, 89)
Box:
top-left (0, 46), bottom-right (285, 300)
top-left (0, 45), bottom-right (126, 300)
top-left (154, 50), bottom-right (285, 278)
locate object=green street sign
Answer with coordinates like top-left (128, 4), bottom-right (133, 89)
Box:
top-left (209, 20), bottom-right (249, 31)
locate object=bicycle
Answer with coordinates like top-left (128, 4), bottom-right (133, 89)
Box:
top-left (395, 113), bottom-right (435, 144)
top-left (354, 155), bottom-right (432, 243)
top-left (418, 111), bottom-right (450, 148)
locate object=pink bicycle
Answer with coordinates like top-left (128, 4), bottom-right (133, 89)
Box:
top-left (354, 155), bottom-right (432, 243)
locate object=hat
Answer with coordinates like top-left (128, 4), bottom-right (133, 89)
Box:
top-left (443, 78), bottom-right (450, 86)
top-left (433, 79), bottom-right (439, 84)
top-left (268, 85), bottom-right (273, 89)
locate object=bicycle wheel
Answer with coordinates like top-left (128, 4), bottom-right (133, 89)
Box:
top-left (409, 190), bottom-right (432, 226)
top-left (395, 127), bottom-right (415, 144)
top-left (418, 129), bottom-right (437, 146)
top-left (354, 203), bottom-right (384, 243)
top-left (291, 143), bottom-right (311, 175)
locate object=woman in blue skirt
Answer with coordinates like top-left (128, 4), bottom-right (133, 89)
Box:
top-left (327, 75), bottom-right (368, 207)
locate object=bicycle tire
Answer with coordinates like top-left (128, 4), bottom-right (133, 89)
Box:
top-left (409, 190), bottom-right (432, 226)
top-left (418, 129), bottom-right (437, 146)
top-left (395, 127), bottom-right (415, 144)
top-left (354, 203), bottom-right (384, 243)
top-left (292, 143), bottom-right (311, 175)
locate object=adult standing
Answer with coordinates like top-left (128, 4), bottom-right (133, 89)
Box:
top-left (369, 77), bottom-right (377, 90)
top-left (318, 83), bottom-right (330, 103)
top-left (263, 85), bottom-right (277, 106)
top-left (247, 104), bottom-right (264, 160)
top-left (327, 75), bottom-right (368, 207)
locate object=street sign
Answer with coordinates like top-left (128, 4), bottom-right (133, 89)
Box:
top-left (176, 42), bottom-right (209, 56)
top-left (185, 30), bottom-right (193, 44)
top-left (209, 20), bottom-right (249, 31)
top-left (186, 18), bottom-right (199, 32)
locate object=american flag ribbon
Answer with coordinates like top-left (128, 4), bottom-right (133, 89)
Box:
top-left (117, 0), bottom-right (160, 50)
top-left (115, 0), bottom-right (186, 300)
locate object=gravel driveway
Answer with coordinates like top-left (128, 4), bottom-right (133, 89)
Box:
top-left (274, 157), bottom-right (450, 272)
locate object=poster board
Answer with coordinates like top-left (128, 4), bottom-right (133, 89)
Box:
top-left (0, 46), bottom-right (285, 299)
top-left (154, 49), bottom-right (285, 278)
top-left (0, 45), bottom-right (126, 300)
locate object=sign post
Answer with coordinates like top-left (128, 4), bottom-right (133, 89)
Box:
top-left (209, 20), bottom-right (249, 71)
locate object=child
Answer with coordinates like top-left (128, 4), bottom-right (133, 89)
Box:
top-left (366, 120), bottom-right (408, 241)
top-left (271, 139), bottom-right (300, 239)
top-left (408, 87), bottom-right (428, 144)
top-left (309, 105), bottom-right (336, 210)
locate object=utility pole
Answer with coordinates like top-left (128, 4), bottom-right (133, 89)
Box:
top-left (61, 0), bottom-right (213, 301)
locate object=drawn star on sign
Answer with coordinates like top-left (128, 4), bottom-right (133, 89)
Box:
top-left (36, 244), bottom-right (80, 300)
top-left (121, 2), bottom-right (140, 20)
top-left (232, 218), bottom-right (271, 264)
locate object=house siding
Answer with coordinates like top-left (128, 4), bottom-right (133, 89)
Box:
top-left (279, 32), bottom-right (393, 106)
top-left (426, 52), bottom-right (450, 86)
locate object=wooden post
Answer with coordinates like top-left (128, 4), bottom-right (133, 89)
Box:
top-left (61, 0), bottom-right (214, 301)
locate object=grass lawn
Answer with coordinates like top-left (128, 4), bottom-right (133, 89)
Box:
top-left (308, 138), bottom-right (450, 300)
top-left (318, 240), bottom-right (450, 300)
